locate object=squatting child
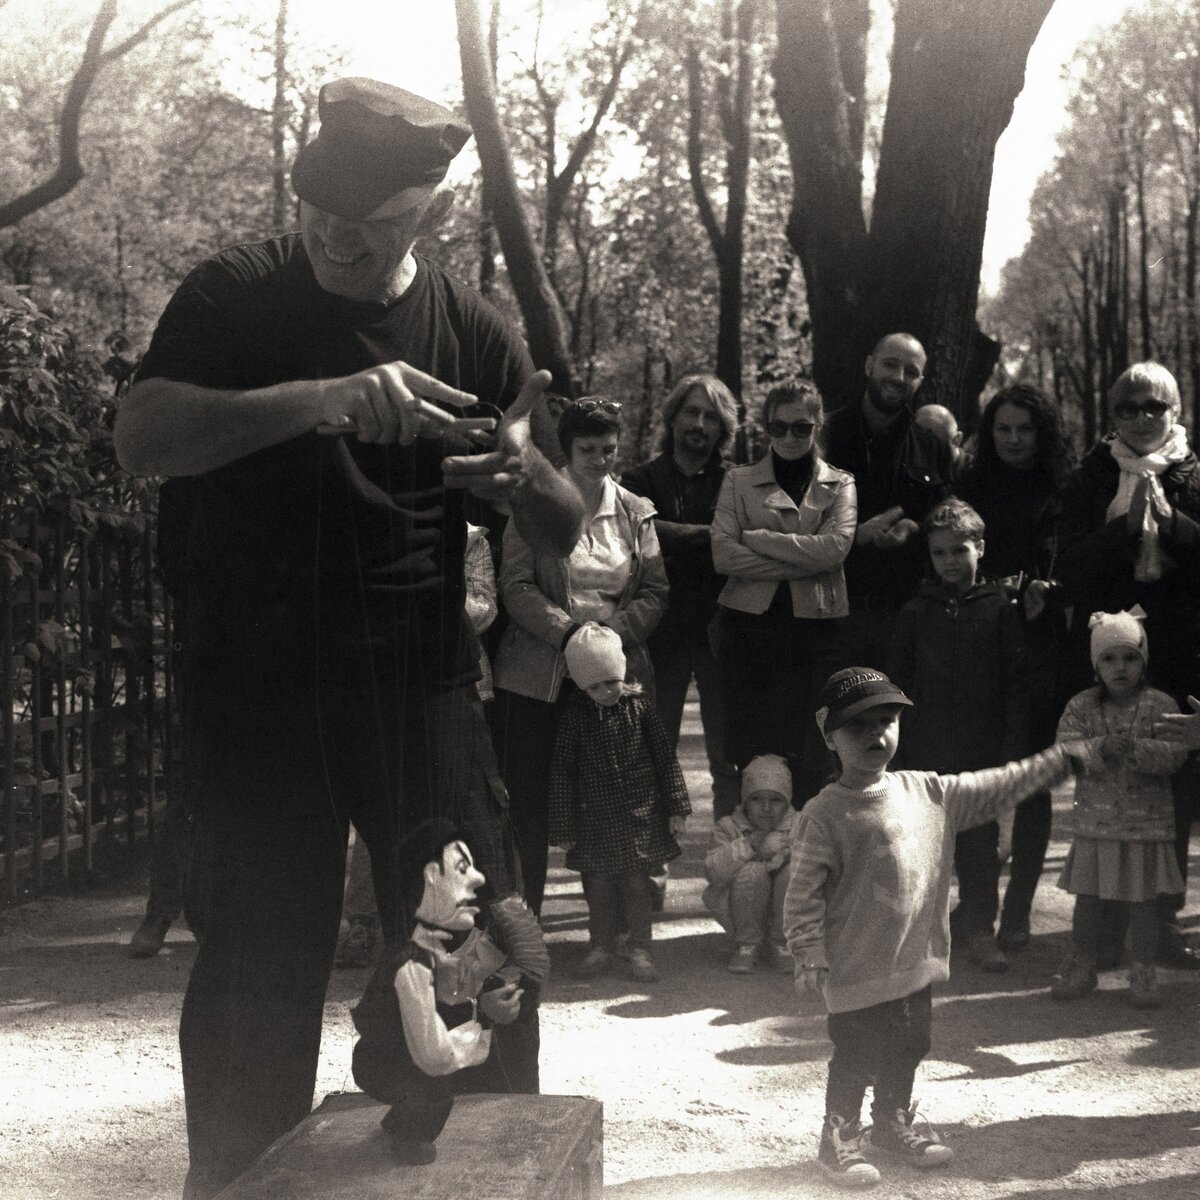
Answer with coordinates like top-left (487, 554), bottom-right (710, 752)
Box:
top-left (888, 497), bottom-right (1028, 974)
top-left (549, 623), bottom-right (690, 983)
top-left (785, 667), bottom-right (1080, 1189)
top-left (703, 753), bottom-right (797, 974)
top-left (1051, 608), bottom-right (1186, 1008)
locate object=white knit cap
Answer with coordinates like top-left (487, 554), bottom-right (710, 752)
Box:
top-left (564, 623), bottom-right (626, 690)
top-left (740, 753), bottom-right (792, 803)
top-left (1088, 606), bottom-right (1148, 667)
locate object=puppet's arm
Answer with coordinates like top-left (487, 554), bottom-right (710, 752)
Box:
top-left (393, 957), bottom-right (492, 1077)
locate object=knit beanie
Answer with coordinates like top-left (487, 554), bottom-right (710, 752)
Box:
top-left (740, 753), bottom-right (792, 803)
top-left (1088, 606), bottom-right (1148, 667)
top-left (564, 623), bottom-right (626, 689)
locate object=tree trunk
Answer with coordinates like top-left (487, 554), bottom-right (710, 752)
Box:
top-left (772, 0), bottom-right (868, 405)
top-left (271, 0), bottom-right (289, 233)
top-left (1136, 155), bottom-right (1152, 360)
top-left (865, 0), bottom-right (1054, 414)
top-left (455, 0), bottom-right (578, 396)
top-left (1185, 188), bottom-right (1199, 432)
top-left (776, 0), bottom-right (1052, 415)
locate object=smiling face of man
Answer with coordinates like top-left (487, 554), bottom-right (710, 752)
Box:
top-left (299, 192), bottom-right (437, 304)
top-left (864, 334), bottom-right (926, 418)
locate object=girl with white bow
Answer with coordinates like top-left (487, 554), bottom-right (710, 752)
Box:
top-left (1050, 609), bottom-right (1187, 1008)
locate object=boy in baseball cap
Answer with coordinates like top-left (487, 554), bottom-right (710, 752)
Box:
top-left (784, 667), bottom-right (1082, 1188)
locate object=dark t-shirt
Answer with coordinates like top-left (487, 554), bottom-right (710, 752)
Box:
top-left (136, 234), bottom-right (533, 713)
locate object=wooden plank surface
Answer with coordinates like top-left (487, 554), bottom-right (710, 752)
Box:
top-left (216, 1092), bottom-right (603, 1200)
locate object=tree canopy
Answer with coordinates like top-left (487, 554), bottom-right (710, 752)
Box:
top-left (1, 0), bottom-right (1108, 465)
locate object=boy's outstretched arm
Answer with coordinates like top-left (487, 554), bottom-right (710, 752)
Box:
top-left (944, 743), bottom-right (1083, 832)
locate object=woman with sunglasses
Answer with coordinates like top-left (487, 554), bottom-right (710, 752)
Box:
top-left (711, 382), bottom-right (857, 805)
top-left (493, 396), bottom-right (668, 920)
top-left (1057, 361), bottom-right (1200, 971)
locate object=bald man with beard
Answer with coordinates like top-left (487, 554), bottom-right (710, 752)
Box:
top-left (821, 333), bottom-right (952, 669)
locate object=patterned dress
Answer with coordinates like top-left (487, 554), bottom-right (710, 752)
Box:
top-left (549, 688), bottom-right (690, 874)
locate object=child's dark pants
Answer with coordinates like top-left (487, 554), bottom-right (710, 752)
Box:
top-left (825, 985), bottom-right (933, 1124)
top-left (583, 870), bottom-right (653, 950)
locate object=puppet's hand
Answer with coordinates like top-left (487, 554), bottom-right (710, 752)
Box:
top-left (479, 981), bottom-right (523, 1025)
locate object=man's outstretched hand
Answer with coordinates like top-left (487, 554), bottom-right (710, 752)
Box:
top-left (317, 360), bottom-right (485, 444)
top-left (441, 370), bottom-right (552, 511)
top-left (1159, 696), bottom-right (1200, 749)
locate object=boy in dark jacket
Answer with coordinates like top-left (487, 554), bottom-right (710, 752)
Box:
top-left (888, 499), bottom-right (1028, 974)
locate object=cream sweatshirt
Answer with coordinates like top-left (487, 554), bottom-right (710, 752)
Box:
top-left (783, 747), bottom-right (1071, 1014)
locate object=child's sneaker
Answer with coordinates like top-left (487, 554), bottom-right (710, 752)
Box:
top-left (574, 946), bottom-right (615, 979)
top-left (627, 947), bottom-right (659, 982)
top-left (1129, 962), bottom-right (1163, 1009)
top-left (1050, 950), bottom-right (1098, 1000)
top-left (817, 1114), bottom-right (880, 1187)
top-left (867, 1105), bottom-right (953, 1167)
top-left (727, 944), bottom-right (758, 974)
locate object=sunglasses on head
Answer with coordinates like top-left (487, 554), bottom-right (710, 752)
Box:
top-left (572, 398), bottom-right (622, 415)
top-left (766, 419), bottom-right (816, 439)
top-left (1113, 398), bottom-right (1170, 421)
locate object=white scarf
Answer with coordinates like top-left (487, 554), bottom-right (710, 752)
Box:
top-left (1106, 425), bottom-right (1191, 581)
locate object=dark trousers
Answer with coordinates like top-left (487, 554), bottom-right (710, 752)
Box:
top-left (179, 686), bottom-right (527, 1200)
top-left (648, 626), bottom-right (739, 819)
top-left (144, 784), bottom-right (194, 923)
top-left (1000, 789), bottom-right (1052, 935)
top-left (583, 870), bottom-right (653, 950)
top-left (715, 608), bottom-right (844, 806)
top-left (826, 986), bottom-right (933, 1125)
top-left (954, 821), bottom-right (1001, 936)
top-left (493, 687), bottom-right (572, 916)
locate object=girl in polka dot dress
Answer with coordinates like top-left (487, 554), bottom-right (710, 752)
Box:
top-left (548, 623), bottom-right (690, 983)
top-left (1051, 607), bottom-right (1186, 1008)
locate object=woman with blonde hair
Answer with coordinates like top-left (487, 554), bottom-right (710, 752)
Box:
top-left (1057, 361), bottom-right (1200, 970)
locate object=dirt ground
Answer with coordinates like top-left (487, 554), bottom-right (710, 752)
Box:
top-left (3, 697), bottom-right (1200, 1200)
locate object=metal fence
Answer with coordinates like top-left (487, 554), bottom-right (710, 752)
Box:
top-left (1, 510), bottom-right (177, 900)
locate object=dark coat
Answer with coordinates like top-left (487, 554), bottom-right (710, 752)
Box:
top-left (548, 689), bottom-right (691, 874)
top-left (821, 403), bottom-right (952, 606)
top-left (957, 462), bottom-right (1068, 749)
top-left (621, 453), bottom-right (727, 644)
top-left (888, 579), bottom-right (1028, 773)
top-left (1056, 436), bottom-right (1200, 700)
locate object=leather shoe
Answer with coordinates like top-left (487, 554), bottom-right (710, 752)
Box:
top-left (128, 913), bottom-right (172, 958)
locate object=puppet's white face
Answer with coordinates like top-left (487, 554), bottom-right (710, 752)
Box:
top-left (415, 840), bottom-right (486, 931)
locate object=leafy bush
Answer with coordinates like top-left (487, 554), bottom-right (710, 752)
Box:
top-left (0, 285), bottom-right (153, 585)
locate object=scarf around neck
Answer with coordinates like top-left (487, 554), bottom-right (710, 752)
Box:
top-left (1106, 425), bottom-right (1191, 581)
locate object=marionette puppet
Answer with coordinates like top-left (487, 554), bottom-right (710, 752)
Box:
top-left (351, 818), bottom-right (549, 1165)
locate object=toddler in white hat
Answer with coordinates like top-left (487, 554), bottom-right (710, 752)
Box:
top-left (549, 622), bottom-right (691, 984)
top-left (702, 753), bottom-right (797, 974)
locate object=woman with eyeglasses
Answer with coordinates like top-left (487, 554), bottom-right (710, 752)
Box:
top-left (493, 396), bottom-right (669, 918)
top-left (1057, 361), bottom-right (1200, 971)
top-left (710, 381), bottom-right (857, 805)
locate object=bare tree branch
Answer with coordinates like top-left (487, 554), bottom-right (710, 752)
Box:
top-left (685, 40), bottom-right (725, 258)
top-left (0, 0), bottom-right (196, 229)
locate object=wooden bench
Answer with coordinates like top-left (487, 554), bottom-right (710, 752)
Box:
top-left (216, 1091), bottom-right (603, 1199)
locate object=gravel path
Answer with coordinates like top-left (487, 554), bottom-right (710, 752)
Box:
top-left (3, 698), bottom-right (1199, 1199)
